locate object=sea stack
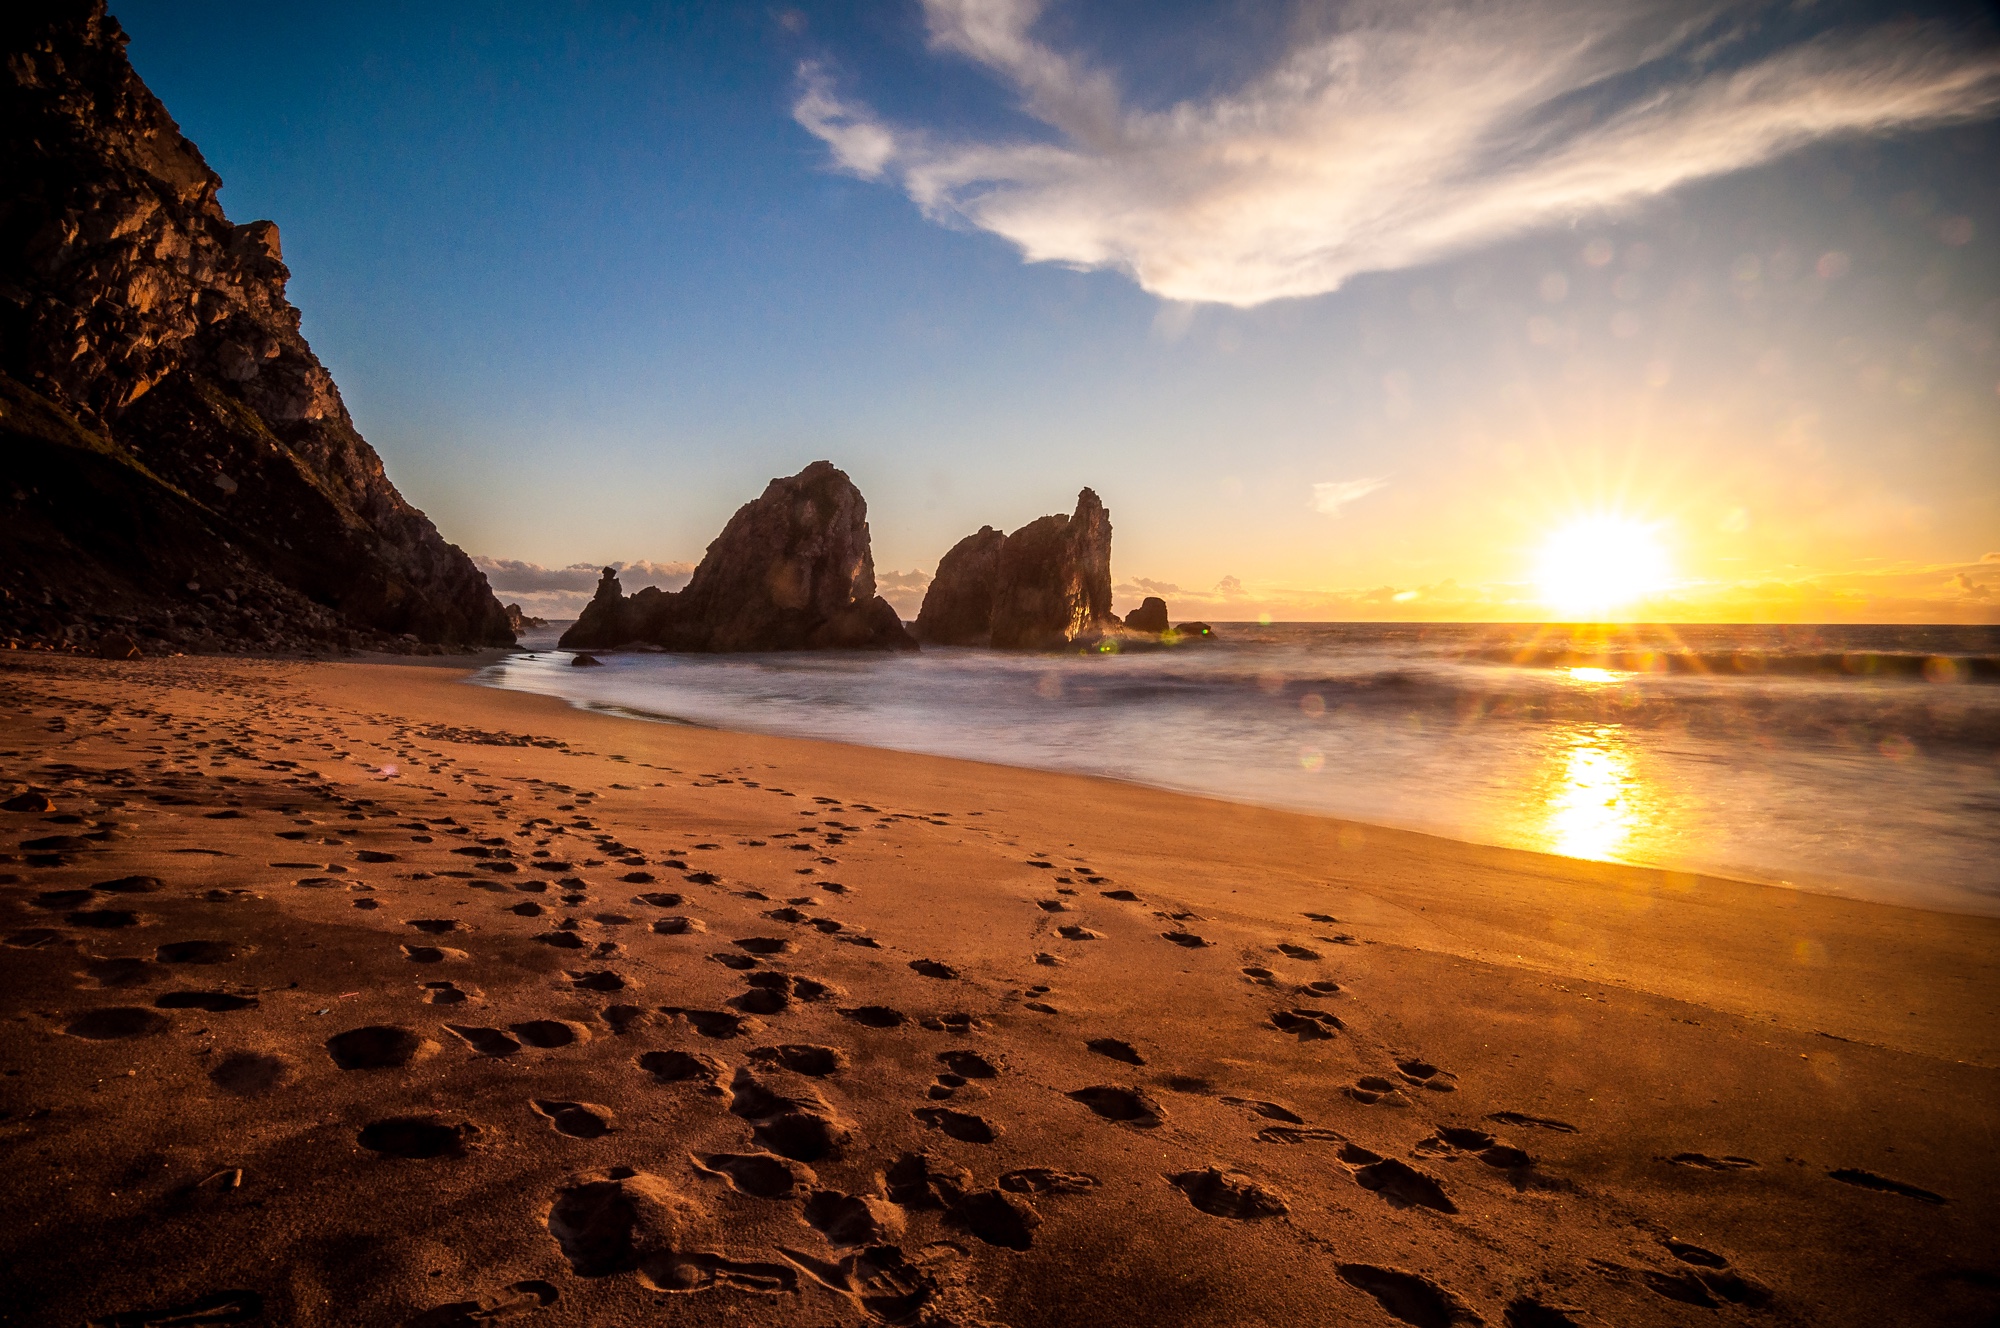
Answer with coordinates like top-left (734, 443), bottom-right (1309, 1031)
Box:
top-left (0, 2), bottom-right (512, 653)
top-left (559, 461), bottom-right (915, 652)
top-left (916, 489), bottom-right (1122, 649)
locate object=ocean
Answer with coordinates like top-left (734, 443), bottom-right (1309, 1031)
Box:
top-left (478, 622), bottom-right (2000, 916)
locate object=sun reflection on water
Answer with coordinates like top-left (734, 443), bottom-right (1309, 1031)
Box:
top-left (1533, 724), bottom-right (1651, 863)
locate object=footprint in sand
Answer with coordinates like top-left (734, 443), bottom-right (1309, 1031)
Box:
top-left (1056, 925), bottom-right (1100, 941)
top-left (1276, 943), bottom-right (1320, 961)
top-left (1339, 1147), bottom-right (1457, 1213)
top-left (1035, 899), bottom-right (1069, 912)
top-left (913, 1107), bottom-right (1000, 1144)
top-left (999, 1168), bottom-right (1097, 1196)
top-left (1827, 1168), bottom-right (1947, 1205)
top-left (640, 1049), bottom-right (729, 1092)
top-left (1086, 1037), bottom-right (1144, 1066)
top-left (667, 1008), bottom-right (760, 1039)
top-left (84, 957), bottom-right (162, 988)
top-left (946, 1188), bottom-right (1041, 1250)
top-left (750, 1044), bottom-right (849, 1076)
top-left (1346, 1076), bottom-right (1413, 1106)
top-left (697, 1151), bottom-right (816, 1199)
top-left (532, 1099), bottom-right (615, 1138)
top-left (909, 959), bottom-right (959, 980)
top-left (405, 1280), bottom-right (559, 1328)
top-left (1416, 1127), bottom-right (1534, 1170)
top-left (1067, 1086), bottom-right (1164, 1128)
top-left (652, 916), bottom-right (704, 935)
top-left (1270, 1008), bottom-right (1342, 1041)
top-left (511, 1019), bottom-right (589, 1049)
top-left (840, 1004), bottom-right (907, 1029)
top-left (1221, 1096), bottom-right (1305, 1124)
top-left (327, 1025), bottom-right (432, 1069)
top-left (569, 970), bottom-right (629, 993)
top-left (937, 1049), bottom-right (999, 1079)
top-left (446, 1024), bottom-right (521, 1056)
top-left (423, 981), bottom-right (473, 1005)
top-left (1167, 1168), bottom-right (1289, 1219)
top-left (1161, 931), bottom-right (1210, 948)
top-left (734, 936), bottom-right (795, 956)
top-left (1663, 1152), bottom-right (1759, 1171)
top-left (358, 1115), bottom-right (479, 1159)
top-left (1397, 1058), bottom-right (1457, 1092)
top-left (1338, 1264), bottom-right (1480, 1327)
top-left (1504, 1297), bottom-right (1587, 1328)
top-left (804, 1190), bottom-right (906, 1248)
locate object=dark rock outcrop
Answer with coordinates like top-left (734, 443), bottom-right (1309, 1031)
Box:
top-left (917, 489), bottom-right (1117, 650)
top-left (504, 604), bottom-right (547, 635)
top-left (0, 2), bottom-right (512, 654)
top-left (1123, 596), bottom-right (1169, 633)
top-left (559, 462), bottom-right (915, 653)
top-left (913, 526), bottom-right (1004, 646)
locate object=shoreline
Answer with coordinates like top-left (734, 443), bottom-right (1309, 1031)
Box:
top-left (471, 644), bottom-right (2000, 922)
top-left (3, 650), bottom-right (1995, 1327)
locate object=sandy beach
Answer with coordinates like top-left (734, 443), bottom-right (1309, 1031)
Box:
top-left (2, 651), bottom-right (1995, 1328)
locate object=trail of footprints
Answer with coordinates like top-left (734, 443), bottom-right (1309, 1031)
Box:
top-left (0, 665), bottom-right (1957, 1327)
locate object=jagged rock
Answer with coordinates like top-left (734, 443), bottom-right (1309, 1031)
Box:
top-left (569, 653), bottom-right (603, 668)
top-left (504, 603), bottom-right (547, 634)
top-left (989, 489), bottom-right (1118, 650)
top-left (559, 462), bottom-right (915, 654)
top-left (1123, 596), bottom-right (1169, 633)
top-left (914, 527), bottom-right (1004, 646)
top-left (0, 2), bottom-right (512, 653)
top-left (1176, 622), bottom-right (1216, 640)
top-left (917, 490), bottom-right (1124, 650)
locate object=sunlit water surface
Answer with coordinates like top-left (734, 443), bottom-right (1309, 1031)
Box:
top-left (478, 623), bottom-right (2000, 915)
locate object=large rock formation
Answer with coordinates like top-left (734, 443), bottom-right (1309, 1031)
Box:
top-left (912, 526), bottom-right (1004, 646)
top-left (0, 2), bottom-right (512, 653)
top-left (559, 461), bottom-right (915, 653)
top-left (915, 489), bottom-right (1121, 649)
top-left (1123, 596), bottom-right (1169, 633)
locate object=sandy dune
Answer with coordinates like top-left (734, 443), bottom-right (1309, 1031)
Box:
top-left (1, 653), bottom-right (1993, 1327)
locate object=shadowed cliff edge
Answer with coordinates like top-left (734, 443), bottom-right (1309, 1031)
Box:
top-left (0, 2), bottom-right (512, 655)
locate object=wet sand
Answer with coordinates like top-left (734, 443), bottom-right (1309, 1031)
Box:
top-left (1, 652), bottom-right (1994, 1327)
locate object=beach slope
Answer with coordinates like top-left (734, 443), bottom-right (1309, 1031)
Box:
top-left (1, 654), bottom-right (1993, 1327)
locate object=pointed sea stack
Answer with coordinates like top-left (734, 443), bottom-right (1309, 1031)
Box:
top-left (559, 461), bottom-right (915, 653)
top-left (916, 489), bottom-right (1121, 649)
top-left (0, 2), bottom-right (512, 653)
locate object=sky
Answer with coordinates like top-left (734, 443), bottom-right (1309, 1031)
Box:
top-left (117, 0), bottom-right (2000, 623)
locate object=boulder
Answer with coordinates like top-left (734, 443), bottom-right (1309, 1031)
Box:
top-left (914, 527), bottom-right (1005, 646)
top-left (988, 489), bottom-right (1117, 650)
top-left (504, 603), bottom-right (548, 634)
top-left (1175, 622), bottom-right (1217, 640)
top-left (559, 463), bottom-right (915, 654)
top-left (1123, 597), bottom-right (1169, 633)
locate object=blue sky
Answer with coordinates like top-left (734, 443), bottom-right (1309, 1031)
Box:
top-left (117, 1), bottom-right (2000, 621)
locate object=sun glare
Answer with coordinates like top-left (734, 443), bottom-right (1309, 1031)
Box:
top-left (1534, 516), bottom-right (1671, 620)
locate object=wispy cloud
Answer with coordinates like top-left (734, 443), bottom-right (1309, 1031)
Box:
top-left (1311, 477), bottom-right (1390, 515)
top-left (795, 0), bottom-right (2000, 305)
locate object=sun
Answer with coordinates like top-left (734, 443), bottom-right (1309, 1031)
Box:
top-left (1534, 516), bottom-right (1672, 620)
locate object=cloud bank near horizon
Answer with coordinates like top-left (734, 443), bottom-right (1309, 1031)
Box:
top-left (795, 0), bottom-right (2000, 305)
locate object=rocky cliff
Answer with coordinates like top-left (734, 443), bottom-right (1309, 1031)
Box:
top-left (559, 461), bottom-right (915, 653)
top-left (0, 1), bottom-right (512, 653)
top-left (915, 489), bottom-right (1121, 649)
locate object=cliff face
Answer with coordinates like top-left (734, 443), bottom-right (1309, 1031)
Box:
top-left (559, 462), bottom-right (916, 653)
top-left (0, 1), bottom-right (512, 652)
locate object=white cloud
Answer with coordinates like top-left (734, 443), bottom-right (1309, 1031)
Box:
top-left (795, 0), bottom-right (2000, 305)
top-left (1310, 476), bottom-right (1389, 515)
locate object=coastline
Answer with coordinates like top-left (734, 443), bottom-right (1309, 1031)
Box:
top-left (2, 651), bottom-right (1995, 1327)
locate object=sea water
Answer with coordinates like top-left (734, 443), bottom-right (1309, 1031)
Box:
top-left (476, 623), bottom-right (2000, 915)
